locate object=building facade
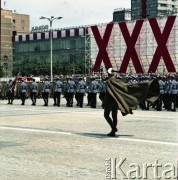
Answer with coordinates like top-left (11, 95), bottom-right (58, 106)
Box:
top-left (131, 0), bottom-right (178, 20)
top-left (13, 15), bottom-right (178, 75)
top-left (0, 9), bottom-right (29, 77)
top-left (12, 28), bottom-right (87, 76)
top-left (113, 8), bottom-right (131, 22)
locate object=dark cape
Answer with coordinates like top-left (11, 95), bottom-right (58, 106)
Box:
top-left (103, 76), bottom-right (160, 116)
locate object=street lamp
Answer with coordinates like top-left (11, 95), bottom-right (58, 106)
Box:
top-left (40, 16), bottom-right (62, 82)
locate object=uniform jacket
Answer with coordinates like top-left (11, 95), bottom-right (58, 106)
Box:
top-left (54, 80), bottom-right (63, 92)
top-left (43, 81), bottom-right (51, 93)
top-left (31, 82), bottom-right (38, 93)
top-left (76, 80), bottom-right (86, 93)
top-left (20, 82), bottom-right (27, 93)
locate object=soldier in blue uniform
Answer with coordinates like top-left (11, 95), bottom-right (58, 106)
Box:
top-left (53, 77), bottom-right (63, 107)
top-left (7, 79), bottom-right (14, 104)
top-left (162, 76), bottom-right (167, 110)
top-left (166, 75), bottom-right (172, 111)
top-left (75, 78), bottom-right (80, 106)
top-left (76, 77), bottom-right (86, 108)
top-left (66, 77), bottom-right (76, 107)
top-left (98, 76), bottom-right (107, 108)
top-left (86, 77), bottom-right (92, 106)
top-left (30, 78), bottom-right (38, 106)
top-left (20, 79), bottom-right (27, 105)
top-left (176, 75), bottom-right (178, 108)
top-left (63, 76), bottom-right (69, 107)
top-left (42, 77), bottom-right (51, 106)
top-left (156, 76), bottom-right (165, 111)
top-left (170, 75), bottom-right (177, 111)
top-left (89, 76), bottom-right (99, 108)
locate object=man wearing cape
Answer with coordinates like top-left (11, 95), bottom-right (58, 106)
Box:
top-left (103, 68), bottom-right (160, 137)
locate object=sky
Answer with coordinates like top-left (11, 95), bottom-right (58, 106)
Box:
top-left (1, 0), bottom-right (131, 30)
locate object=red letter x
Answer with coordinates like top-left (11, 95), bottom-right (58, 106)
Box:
top-left (91, 23), bottom-right (113, 72)
top-left (148, 16), bottom-right (176, 73)
top-left (119, 20), bottom-right (144, 73)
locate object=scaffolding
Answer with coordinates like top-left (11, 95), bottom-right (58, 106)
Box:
top-left (85, 16), bottom-right (178, 74)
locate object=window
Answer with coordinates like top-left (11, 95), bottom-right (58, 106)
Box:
top-left (21, 20), bottom-right (25, 25)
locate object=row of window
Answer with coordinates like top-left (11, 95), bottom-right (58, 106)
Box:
top-left (14, 38), bottom-right (85, 53)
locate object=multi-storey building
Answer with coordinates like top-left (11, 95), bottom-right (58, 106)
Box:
top-left (12, 27), bottom-right (87, 76)
top-left (113, 8), bottom-right (131, 22)
top-left (0, 8), bottom-right (29, 77)
top-left (13, 15), bottom-right (178, 75)
top-left (131, 0), bottom-right (178, 20)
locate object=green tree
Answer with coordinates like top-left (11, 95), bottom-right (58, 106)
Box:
top-left (0, 66), bottom-right (4, 77)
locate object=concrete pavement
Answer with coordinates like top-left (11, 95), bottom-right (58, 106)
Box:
top-left (0, 97), bottom-right (177, 180)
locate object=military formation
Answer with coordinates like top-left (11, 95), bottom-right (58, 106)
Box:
top-left (0, 74), bottom-right (177, 111)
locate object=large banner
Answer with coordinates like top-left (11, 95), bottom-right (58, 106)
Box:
top-left (90, 16), bottom-right (178, 73)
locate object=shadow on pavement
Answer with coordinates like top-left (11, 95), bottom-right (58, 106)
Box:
top-left (0, 141), bottom-right (23, 148)
top-left (74, 132), bottom-right (134, 139)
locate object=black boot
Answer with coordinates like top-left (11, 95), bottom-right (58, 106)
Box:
top-left (107, 130), bottom-right (116, 137)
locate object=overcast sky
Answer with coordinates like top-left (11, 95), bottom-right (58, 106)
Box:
top-left (1, 0), bottom-right (131, 30)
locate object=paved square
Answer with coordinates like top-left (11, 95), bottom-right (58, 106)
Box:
top-left (0, 97), bottom-right (177, 179)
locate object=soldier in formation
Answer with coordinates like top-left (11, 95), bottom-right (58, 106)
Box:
top-left (42, 77), bottom-right (51, 106)
top-left (66, 77), bottom-right (76, 107)
top-left (7, 79), bottom-right (14, 104)
top-left (98, 76), bottom-right (107, 108)
top-left (30, 78), bottom-right (38, 106)
top-left (1, 74), bottom-right (177, 111)
top-left (88, 76), bottom-right (99, 108)
top-left (76, 77), bottom-right (86, 108)
top-left (20, 79), bottom-right (27, 105)
top-left (53, 77), bottom-right (63, 107)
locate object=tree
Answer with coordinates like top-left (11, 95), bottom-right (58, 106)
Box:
top-left (0, 66), bottom-right (4, 77)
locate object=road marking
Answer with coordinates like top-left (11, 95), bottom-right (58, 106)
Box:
top-left (0, 107), bottom-right (176, 119)
top-left (117, 137), bottom-right (178, 146)
top-left (0, 126), bottom-right (177, 146)
top-left (0, 126), bottom-right (73, 135)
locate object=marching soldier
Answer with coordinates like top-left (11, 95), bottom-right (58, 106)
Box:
top-left (89, 76), bottom-right (99, 108)
top-left (166, 75), bottom-right (172, 111)
top-left (53, 77), bottom-right (63, 107)
top-left (42, 77), bottom-right (51, 106)
top-left (98, 76), bottom-right (107, 108)
top-left (6, 79), bottom-right (14, 104)
top-left (162, 76), bottom-right (167, 109)
top-left (170, 75), bottom-right (177, 111)
top-left (20, 79), bottom-right (27, 105)
top-left (76, 77), bottom-right (86, 108)
top-left (30, 78), bottom-right (38, 106)
top-left (75, 78), bottom-right (80, 106)
top-left (86, 77), bottom-right (92, 106)
top-left (156, 76), bottom-right (165, 111)
top-left (63, 78), bottom-right (68, 105)
top-left (66, 77), bottom-right (76, 107)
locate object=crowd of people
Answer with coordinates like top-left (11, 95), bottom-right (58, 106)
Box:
top-left (0, 73), bottom-right (177, 112)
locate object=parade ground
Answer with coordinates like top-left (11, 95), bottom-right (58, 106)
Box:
top-left (0, 97), bottom-right (178, 180)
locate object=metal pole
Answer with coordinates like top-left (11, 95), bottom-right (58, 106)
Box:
top-left (39, 16), bottom-right (62, 81)
top-left (50, 19), bottom-right (53, 82)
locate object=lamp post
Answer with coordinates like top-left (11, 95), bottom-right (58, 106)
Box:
top-left (40, 16), bottom-right (62, 82)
